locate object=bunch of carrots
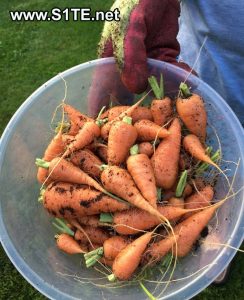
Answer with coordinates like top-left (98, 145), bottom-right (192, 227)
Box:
top-left (36, 75), bottom-right (223, 284)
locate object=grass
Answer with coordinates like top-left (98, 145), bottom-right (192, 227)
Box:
top-left (0, 1), bottom-right (243, 299)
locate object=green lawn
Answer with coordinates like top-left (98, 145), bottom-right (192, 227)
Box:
top-left (0, 1), bottom-right (243, 299)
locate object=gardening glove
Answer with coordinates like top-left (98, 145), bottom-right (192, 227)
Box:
top-left (98, 0), bottom-right (192, 94)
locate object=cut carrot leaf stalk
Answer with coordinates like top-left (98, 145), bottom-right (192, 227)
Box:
top-left (38, 189), bottom-right (45, 202)
top-left (148, 74), bottom-right (164, 100)
top-left (100, 213), bottom-right (113, 223)
top-left (179, 82), bottom-right (192, 98)
top-left (84, 247), bottom-right (104, 268)
top-left (52, 218), bottom-right (74, 237)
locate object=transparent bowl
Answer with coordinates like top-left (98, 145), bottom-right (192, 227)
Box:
top-left (0, 58), bottom-right (243, 300)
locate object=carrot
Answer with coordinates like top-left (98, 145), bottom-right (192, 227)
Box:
top-left (151, 98), bottom-right (172, 126)
top-left (176, 83), bottom-right (207, 142)
top-left (173, 204), bottom-right (218, 257)
top-left (64, 121), bottom-right (100, 156)
top-left (112, 232), bottom-right (153, 280)
top-left (37, 131), bottom-right (65, 183)
top-left (183, 134), bottom-right (218, 168)
top-left (36, 157), bottom-right (104, 193)
top-left (69, 149), bottom-right (102, 178)
top-left (127, 145), bottom-right (157, 208)
top-left (108, 106), bottom-right (153, 123)
top-left (100, 122), bottom-right (111, 140)
top-left (62, 134), bottom-right (75, 146)
top-left (55, 233), bottom-right (87, 254)
top-left (103, 236), bottom-right (129, 260)
top-left (75, 215), bottom-right (100, 227)
top-left (37, 167), bottom-right (49, 185)
top-left (183, 185), bottom-right (214, 219)
top-left (143, 235), bottom-right (178, 265)
top-left (100, 96), bottom-right (146, 140)
top-left (101, 165), bottom-right (168, 221)
top-left (74, 226), bottom-right (110, 245)
top-left (134, 119), bottom-right (170, 142)
top-left (63, 103), bottom-right (92, 136)
top-left (112, 205), bottom-right (187, 235)
top-left (148, 75), bottom-right (173, 126)
top-left (43, 182), bottom-right (129, 218)
top-left (138, 142), bottom-right (154, 157)
top-left (96, 145), bottom-right (108, 163)
top-left (151, 118), bottom-right (181, 189)
top-left (108, 117), bottom-right (138, 165)
top-left (84, 236), bottom-right (130, 268)
top-left (168, 197), bottom-right (184, 209)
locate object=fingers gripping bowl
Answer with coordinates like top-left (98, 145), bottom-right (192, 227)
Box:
top-left (0, 58), bottom-right (243, 299)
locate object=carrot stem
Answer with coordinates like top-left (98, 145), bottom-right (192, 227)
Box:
top-left (148, 74), bottom-right (164, 99)
top-left (100, 213), bottom-right (113, 223)
top-left (179, 82), bottom-right (192, 98)
top-left (55, 121), bottom-right (70, 134)
top-left (52, 218), bottom-right (75, 236)
top-left (108, 274), bottom-right (117, 282)
top-left (122, 116), bottom-right (132, 125)
top-left (96, 106), bottom-right (107, 127)
top-left (35, 158), bottom-right (50, 169)
top-left (130, 144), bottom-right (139, 156)
top-left (175, 170), bottom-right (188, 198)
top-left (38, 189), bottom-right (45, 202)
top-left (84, 247), bottom-right (104, 268)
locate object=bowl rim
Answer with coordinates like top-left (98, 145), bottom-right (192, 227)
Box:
top-left (0, 57), bottom-right (243, 300)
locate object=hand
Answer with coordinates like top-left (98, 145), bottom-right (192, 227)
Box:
top-left (98, 0), bottom-right (192, 94)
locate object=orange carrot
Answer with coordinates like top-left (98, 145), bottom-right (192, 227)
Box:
top-left (138, 142), bottom-right (154, 157)
top-left (69, 149), bottom-right (102, 178)
top-left (101, 165), bottom-right (167, 221)
top-left (134, 119), bottom-right (170, 142)
top-left (143, 235), bottom-right (178, 265)
top-left (74, 226), bottom-right (110, 245)
top-left (108, 117), bottom-right (138, 165)
top-left (37, 131), bottom-right (65, 183)
top-left (113, 205), bottom-right (187, 235)
top-left (151, 118), bottom-right (181, 189)
top-left (103, 236), bottom-right (129, 260)
top-left (183, 185), bottom-right (214, 219)
top-left (36, 157), bottom-right (104, 193)
top-left (56, 233), bottom-right (87, 254)
top-left (176, 83), bottom-right (207, 142)
top-left (108, 106), bottom-right (153, 123)
top-left (183, 134), bottom-right (217, 167)
top-left (148, 75), bottom-right (173, 126)
top-left (96, 145), bottom-right (108, 163)
top-left (112, 232), bottom-right (153, 280)
top-left (151, 98), bottom-right (173, 126)
top-left (100, 97), bottom-right (146, 140)
top-left (63, 103), bottom-right (92, 136)
top-left (173, 204), bottom-right (218, 257)
top-left (43, 182), bottom-right (129, 218)
top-left (84, 236), bottom-right (129, 268)
top-left (127, 149), bottom-right (157, 208)
top-left (64, 121), bottom-right (100, 156)
top-left (75, 215), bottom-right (100, 227)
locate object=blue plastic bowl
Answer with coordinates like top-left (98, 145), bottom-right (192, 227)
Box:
top-left (0, 58), bottom-right (243, 299)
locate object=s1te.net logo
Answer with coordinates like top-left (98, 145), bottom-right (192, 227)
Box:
top-left (9, 7), bottom-right (120, 22)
